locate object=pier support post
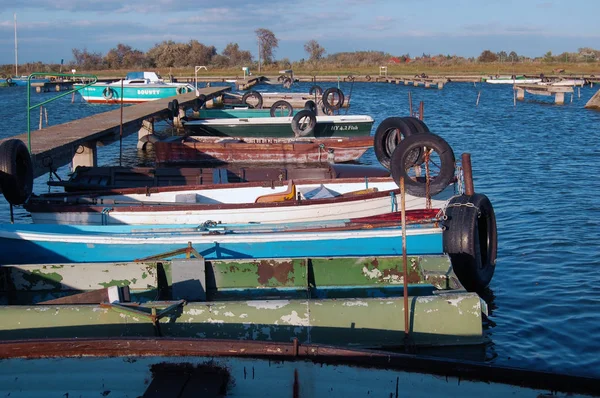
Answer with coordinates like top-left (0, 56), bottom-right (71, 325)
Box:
top-left (425, 82), bottom-right (431, 88)
top-left (137, 119), bottom-right (155, 150)
top-left (71, 142), bottom-right (97, 171)
top-left (413, 81), bottom-right (419, 87)
top-left (35, 87), bottom-right (42, 93)
top-left (438, 82), bottom-right (444, 89)
top-left (516, 88), bottom-right (525, 101)
top-left (555, 92), bottom-right (565, 105)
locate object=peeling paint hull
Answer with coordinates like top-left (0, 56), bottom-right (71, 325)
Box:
top-left (0, 339), bottom-right (598, 398)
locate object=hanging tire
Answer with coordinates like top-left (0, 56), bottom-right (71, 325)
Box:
top-left (309, 85), bottom-right (323, 96)
top-left (291, 109), bottom-right (317, 137)
top-left (102, 87), bottom-right (114, 100)
top-left (283, 78), bottom-right (292, 89)
top-left (0, 139), bottom-right (34, 205)
top-left (270, 100), bottom-right (293, 117)
top-left (365, 75), bottom-right (371, 81)
top-left (322, 87), bottom-right (344, 112)
top-left (304, 100), bottom-right (317, 113)
top-left (390, 132), bottom-right (455, 197)
top-left (6, 78), bottom-right (12, 84)
top-left (443, 193), bottom-right (497, 292)
top-left (242, 91), bottom-right (263, 109)
top-left (401, 116), bottom-right (430, 134)
top-left (373, 117), bottom-right (418, 170)
top-left (168, 99), bottom-right (180, 120)
top-left (176, 86), bottom-right (187, 95)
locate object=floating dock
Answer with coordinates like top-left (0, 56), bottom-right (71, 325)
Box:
top-left (0, 87), bottom-right (230, 178)
top-left (514, 84), bottom-right (574, 105)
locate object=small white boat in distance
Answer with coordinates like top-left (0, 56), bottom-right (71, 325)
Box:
top-left (485, 75), bottom-right (542, 84)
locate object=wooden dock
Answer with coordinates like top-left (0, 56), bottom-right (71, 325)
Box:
top-left (0, 86), bottom-right (230, 179)
top-left (585, 88), bottom-right (600, 110)
top-left (514, 84), bottom-right (574, 105)
top-left (31, 81), bottom-right (74, 93)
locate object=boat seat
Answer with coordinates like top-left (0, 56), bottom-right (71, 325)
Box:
top-left (255, 180), bottom-right (296, 203)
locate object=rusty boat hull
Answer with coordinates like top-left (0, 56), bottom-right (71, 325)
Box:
top-left (154, 136), bottom-right (373, 165)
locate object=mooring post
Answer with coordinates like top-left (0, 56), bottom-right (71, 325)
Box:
top-left (516, 87), bottom-right (525, 101)
top-left (462, 153), bottom-right (474, 195)
top-left (400, 177), bottom-right (409, 342)
top-left (137, 119), bottom-right (154, 150)
top-left (555, 92), bottom-right (565, 105)
top-left (71, 141), bottom-right (97, 171)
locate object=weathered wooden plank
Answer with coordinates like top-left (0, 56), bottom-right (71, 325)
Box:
top-left (0, 86), bottom-right (230, 178)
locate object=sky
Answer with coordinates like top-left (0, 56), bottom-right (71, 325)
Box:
top-left (0, 0), bottom-right (599, 65)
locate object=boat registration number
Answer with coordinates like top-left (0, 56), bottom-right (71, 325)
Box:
top-left (137, 90), bottom-right (161, 95)
top-left (330, 125), bottom-right (359, 131)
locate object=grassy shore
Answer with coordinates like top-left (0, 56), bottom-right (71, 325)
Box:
top-left (84, 62), bottom-right (599, 79)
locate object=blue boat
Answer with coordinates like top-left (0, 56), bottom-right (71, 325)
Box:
top-left (0, 220), bottom-right (443, 265)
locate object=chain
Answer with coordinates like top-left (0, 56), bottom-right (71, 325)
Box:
top-left (444, 201), bottom-right (481, 217)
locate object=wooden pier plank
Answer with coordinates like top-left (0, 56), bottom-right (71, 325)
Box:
top-left (0, 86), bottom-right (230, 178)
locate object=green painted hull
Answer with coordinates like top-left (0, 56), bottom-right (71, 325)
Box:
top-left (185, 118), bottom-right (374, 138)
top-left (197, 108), bottom-right (298, 119)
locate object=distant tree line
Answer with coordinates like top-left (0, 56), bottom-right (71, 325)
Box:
top-left (1, 27), bottom-right (599, 76)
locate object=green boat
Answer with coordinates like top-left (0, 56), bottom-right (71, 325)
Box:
top-left (195, 108), bottom-right (299, 119)
top-left (184, 114), bottom-right (374, 138)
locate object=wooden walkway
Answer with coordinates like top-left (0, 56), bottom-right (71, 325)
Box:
top-left (514, 84), bottom-right (573, 104)
top-left (0, 86), bottom-right (230, 178)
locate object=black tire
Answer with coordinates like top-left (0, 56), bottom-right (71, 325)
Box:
top-left (443, 193), bottom-right (497, 292)
top-left (322, 87), bottom-right (344, 112)
top-left (242, 91), bottom-right (263, 109)
top-left (309, 85), bottom-right (323, 96)
top-left (168, 99), bottom-right (180, 120)
top-left (390, 132), bottom-right (455, 197)
top-left (270, 100), bottom-right (293, 117)
top-left (304, 100), bottom-right (317, 113)
top-left (291, 109), bottom-right (317, 137)
top-left (102, 87), bottom-right (113, 100)
top-left (6, 78), bottom-right (12, 84)
top-left (366, 75), bottom-right (371, 81)
top-left (373, 117), bottom-right (417, 170)
top-left (401, 116), bottom-right (430, 134)
top-left (0, 139), bottom-right (34, 205)
top-left (283, 77), bottom-right (292, 89)
top-left (277, 75), bottom-right (285, 82)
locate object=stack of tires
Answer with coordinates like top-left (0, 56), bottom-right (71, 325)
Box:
top-left (373, 117), bottom-right (497, 292)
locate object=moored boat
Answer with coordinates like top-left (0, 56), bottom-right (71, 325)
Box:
top-left (24, 177), bottom-right (455, 225)
top-left (183, 114), bottom-right (374, 138)
top-left (1, 338), bottom-right (597, 397)
top-left (46, 163), bottom-right (392, 192)
top-left (485, 75), bottom-right (542, 84)
top-left (73, 71), bottom-right (195, 104)
top-left (153, 135), bottom-right (374, 164)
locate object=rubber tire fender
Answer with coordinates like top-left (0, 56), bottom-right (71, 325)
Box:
top-left (283, 78), bottom-right (292, 89)
top-left (443, 193), bottom-right (497, 292)
top-left (304, 100), bottom-right (317, 113)
top-left (309, 85), bottom-right (323, 96)
top-left (0, 139), bottom-right (34, 205)
top-left (390, 132), bottom-right (455, 197)
top-left (102, 87), bottom-right (113, 100)
top-left (270, 100), bottom-right (294, 117)
top-left (241, 90), bottom-right (263, 109)
top-left (373, 117), bottom-right (417, 170)
top-left (291, 109), bottom-right (317, 137)
top-left (6, 77), bottom-right (12, 84)
top-left (176, 86), bottom-right (187, 95)
top-left (322, 87), bottom-right (344, 112)
top-left (401, 116), bottom-right (430, 134)
top-left (192, 94), bottom-right (206, 112)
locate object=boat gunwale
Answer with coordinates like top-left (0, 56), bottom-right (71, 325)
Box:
top-left (0, 338), bottom-right (598, 395)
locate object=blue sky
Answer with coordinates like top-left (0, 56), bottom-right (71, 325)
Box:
top-left (1, 0), bottom-right (599, 65)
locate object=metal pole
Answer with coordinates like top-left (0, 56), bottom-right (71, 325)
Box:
top-left (14, 13), bottom-right (18, 77)
top-left (119, 78), bottom-right (124, 166)
top-left (400, 177), bottom-right (409, 339)
top-left (408, 92), bottom-right (413, 116)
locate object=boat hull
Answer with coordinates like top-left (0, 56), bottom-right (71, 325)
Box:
top-left (26, 181), bottom-right (455, 226)
top-left (184, 116), bottom-right (374, 138)
top-left (486, 78), bottom-right (542, 84)
top-left (0, 223), bottom-right (443, 264)
top-left (0, 339), bottom-right (597, 398)
top-left (154, 136), bottom-right (373, 164)
top-left (74, 83), bottom-right (193, 104)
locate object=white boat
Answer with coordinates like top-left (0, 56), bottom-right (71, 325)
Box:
top-left (24, 177), bottom-right (456, 225)
top-left (485, 75), bottom-right (542, 84)
top-left (539, 78), bottom-right (586, 87)
top-left (73, 72), bottom-right (195, 104)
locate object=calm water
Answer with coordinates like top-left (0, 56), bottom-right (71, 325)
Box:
top-left (1, 80), bottom-right (600, 378)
